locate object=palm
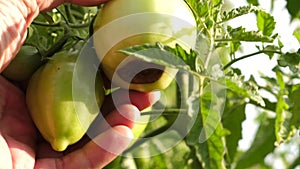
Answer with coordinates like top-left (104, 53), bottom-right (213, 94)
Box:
top-left (0, 76), bottom-right (37, 168)
top-left (0, 76), bottom-right (160, 169)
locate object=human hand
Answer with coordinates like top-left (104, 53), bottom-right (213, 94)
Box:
top-left (0, 0), bottom-right (161, 168)
top-left (0, 76), bottom-right (160, 169)
top-left (0, 0), bottom-right (109, 72)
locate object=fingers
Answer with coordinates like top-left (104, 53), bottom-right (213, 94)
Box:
top-left (0, 76), bottom-right (37, 169)
top-left (36, 104), bottom-right (140, 168)
top-left (67, 0), bottom-right (110, 6)
top-left (67, 125), bottom-right (133, 169)
top-left (37, 0), bottom-right (109, 12)
top-left (0, 76), bottom-right (37, 147)
top-left (61, 102), bottom-right (141, 154)
top-left (129, 90), bottom-right (161, 110)
top-left (35, 125), bottom-right (133, 169)
top-left (88, 104), bottom-right (140, 139)
top-left (0, 135), bottom-right (12, 169)
top-left (101, 89), bottom-right (161, 116)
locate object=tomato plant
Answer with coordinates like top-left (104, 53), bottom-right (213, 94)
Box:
top-left (93, 0), bottom-right (197, 92)
top-left (9, 0), bottom-right (300, 168)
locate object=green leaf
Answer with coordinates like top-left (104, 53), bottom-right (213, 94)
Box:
top-left (235, 114), bottom-right (276, 169)
top-left (246, 0), bottom-right (259, 6)
top-left (291, 84), bottom-right (300, 129)
top-left (278, 38), bottom-right (284, 49)
top-left (226, 26), bottom-right (274, 42)
top-left (192, 125), bottom-right (226, 169)
top-left (222, 99), bottom-right (246, 165)
top-left (103, 156), bottom-right (122, 169)
top-left (183, 90), bottom-right (201, 144)
top-left (220, 5), bottom-right (261, 23)
top-left (229, 41), bottom-right (241, 55)
top-left (186, 85), bottom-right (227, 169)
top-left (119, 43), bottom-right (201, 74)
top-left (257, 11), bottom-right (276, 36)
top-left (185, 147), bottom-right (204, 169)
top-left (132, 155), bottom-right (168, 169)
top-left (185, 0), bottom-right (209, 21)
top-left (286, 0), bottom-right (300, 20)
top-left (278, 51), bottom-right (300, 73)
top-left (274, 70), bottom-right (294, 145)
top-left (225, 74), bottom-right (265, 107)
top-left (212, 0), bottom-right (223, 7)
top-left (263, 45), bottom-right (281, 59)
top-left (293, 27), bottom-right (300, 43)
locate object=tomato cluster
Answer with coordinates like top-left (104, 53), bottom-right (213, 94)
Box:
top-left (1, 0), bottom-right (196, 151)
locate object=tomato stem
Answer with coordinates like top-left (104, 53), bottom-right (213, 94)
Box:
top-left (141, 109), bottom-right (187, 116)
top-left (43, 23), bottom-right (72, 58)
top-left (123, 124), bottom-right (172, 154)
top-left (222, 50), bottom-right (283, 70)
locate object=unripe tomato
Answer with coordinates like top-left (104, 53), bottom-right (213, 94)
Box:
top-left (2, 45), bottom-right (43, 81)
top-left (26, 49), bottom-right (104, 151)
top-left (93, 0), bottom-right (197, 92)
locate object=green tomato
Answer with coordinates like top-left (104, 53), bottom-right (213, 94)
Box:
top-left (26, 49), bottom-right (104, 152)
top-left (93, 0), bottom-right (197, 92)
top-left (2, 45), bottom-right (43, 81)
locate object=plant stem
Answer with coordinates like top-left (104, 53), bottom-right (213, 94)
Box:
top-left (141, 109), bottom-right (187, 116)
top-left (32, 21), bottom-right (90, 28)
top-left (31, 21), bottom-right (60, 27)
top-left (176, 71), bottom-right (190, 108)
top-left (222, 50), bottom-right (282, 70)
top-left (123, 124), bottom-right (171, 154)
top-left (65, 4), bottom-right (76, 24)
top-left (43, 23), bottom-right (72, 58)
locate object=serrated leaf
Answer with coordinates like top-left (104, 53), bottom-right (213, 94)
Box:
top-left (257, 11), bottom-right (276, 36)
top-left (220, 5), bottom-right (261, 23)
top-left (235, 115), bottom-right (276, 169)
top-left (185, 0), bottom-right (209, 19)
top-left (119, 43), bottom-right (200, 74)
top-left (275, 70), bottom-right (294, 145)
top-left (278, 51), bottom-right (300, 73)
top-left (283, 52), bottom-right (300, 65)
top-left (227, 26), bottom-right (274, 42)
top-left (225, 74), bottom-right (265, 107)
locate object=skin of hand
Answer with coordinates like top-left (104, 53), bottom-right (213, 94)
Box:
top-left (0, 0), bottom-right (109, 72)
top-left (0, 76), bottom-right (160, 169)
top-left (0, 0), bottom-right (161, 168)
